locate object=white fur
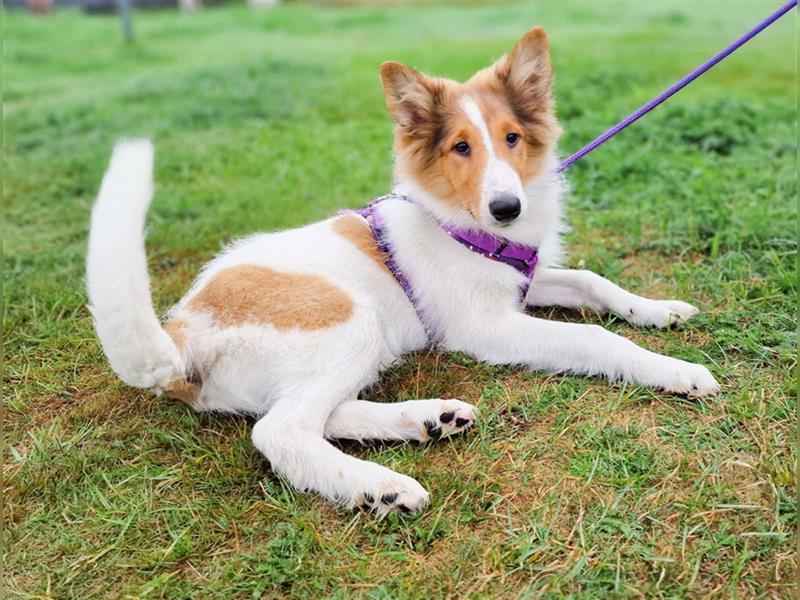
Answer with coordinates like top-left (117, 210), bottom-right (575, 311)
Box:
top-left (527, 268), bottom-right (701, 328)
top-left (86, 140), bottom-right (183, 391)
top-left (325, 399), bottom-right (476, 442)
top-left (394, 150), bottom-right (564, 251)
top-left (460, 95), bottom-right (527, 227)
top-left (88, 112), bottom-right (719, 513)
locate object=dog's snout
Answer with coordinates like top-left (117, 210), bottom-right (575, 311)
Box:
top-left (489, 194), bottom-right (521, 223)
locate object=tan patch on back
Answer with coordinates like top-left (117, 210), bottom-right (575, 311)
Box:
top-left (331, 215), bottom-right (393, 277)
top-left (188, 265), bottom-right (354, 330)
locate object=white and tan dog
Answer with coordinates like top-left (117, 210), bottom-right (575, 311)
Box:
top-left (87, 28), bottom-right (719, 515)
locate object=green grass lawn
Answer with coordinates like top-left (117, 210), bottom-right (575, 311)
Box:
top-left (4, 2), bottom-right (796, 598)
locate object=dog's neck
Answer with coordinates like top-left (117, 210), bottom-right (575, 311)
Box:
top-left (391, 152), bottom-right (563, 250)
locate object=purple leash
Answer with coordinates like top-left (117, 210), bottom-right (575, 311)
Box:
top-left (350, 1), bottom-right (794, 342)
top-left (556, 0), bottom-right (797, 173)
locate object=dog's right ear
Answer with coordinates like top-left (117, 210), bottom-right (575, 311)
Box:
top-left (380, 62), bottom-right (443, 131)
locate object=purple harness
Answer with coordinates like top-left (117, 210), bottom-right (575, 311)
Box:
top-left (341, 0), bottom-right (796, 341)
top-left (351, 194), bottom-right (538, 341)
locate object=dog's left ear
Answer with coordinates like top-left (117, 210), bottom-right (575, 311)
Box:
top-left (494, 27), bottom-right (553, 115)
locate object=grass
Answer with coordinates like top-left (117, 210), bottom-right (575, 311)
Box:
top-left (3, 2), bottom-right (796, 598)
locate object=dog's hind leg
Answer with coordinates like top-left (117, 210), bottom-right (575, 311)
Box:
top-left (324, 398), bottom-right (477, 443)
top-left (252, 391), bottom-right (430, 515)
top-left (527, 268), bottom-right (700, 329)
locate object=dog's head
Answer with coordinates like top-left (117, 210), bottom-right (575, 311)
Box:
top-left (381, 27), bottom-right (562, 242)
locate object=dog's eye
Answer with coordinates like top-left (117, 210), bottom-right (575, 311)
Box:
top-left (453, 141), bottom-right (470, 156)
top-left (506, 133), bottom-right (520, 147)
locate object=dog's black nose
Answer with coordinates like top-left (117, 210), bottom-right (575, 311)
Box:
top-left (489, 194), bottom-right (521, 223)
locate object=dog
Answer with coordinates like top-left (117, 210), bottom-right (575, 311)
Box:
top-left (87, 27), bottom-right (720, 515)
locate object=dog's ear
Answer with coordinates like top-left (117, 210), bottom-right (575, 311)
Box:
top-left (494, 27), bottom-right (553, 116)
top-left (380, 61), bottom-right (445, 131)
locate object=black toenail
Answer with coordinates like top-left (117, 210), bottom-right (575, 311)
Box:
top-left (397, 504), bottom-right (411, 513)
top-left (692, 384), bottom-right (698, 390)
top-left (439, 411), bottom-right (455, 423)
top-left (455, 417), bottom-right (469, 427)
top-left (360, 503), bottom-right (371, 510)
top-left (424, 420), bottom-right (442, 439)
top-left (629, 308), bottom-right (635, 315)
top-left (381, 493), bottom-right (398, 504)
top-left (364, 494), bottom-right (374, 504)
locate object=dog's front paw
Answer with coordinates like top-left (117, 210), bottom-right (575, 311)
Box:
top-left (656, 359), bottom-right (720, 397)
top-left (359, 474), bottom-right (429, 516)
top-left (422, 399), bottom-right (477, 442)
top-left (624, 299), bottom-right (699, 329)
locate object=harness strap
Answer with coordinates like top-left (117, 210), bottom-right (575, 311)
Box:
top-left (438, 223), bottom-right (538, 299)
top-left (353, 196), bottom-right (437, 342)
top-left (348, 194), bottom-right (539, 342)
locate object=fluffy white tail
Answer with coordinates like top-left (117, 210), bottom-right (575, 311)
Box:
top-left (87, 140), bottom-right (183, 391)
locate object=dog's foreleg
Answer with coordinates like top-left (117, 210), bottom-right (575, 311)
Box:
top-left (527, 268), bottom-right (700, 328)
top-left (252, 394), bottom-right (429, 514)
top-left (324, 399), bottom-right (477, 443)
top-left (454, 313), bottom-right (719, 396)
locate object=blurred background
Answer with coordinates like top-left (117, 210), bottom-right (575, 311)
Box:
top-left (6, 0), bottom-right (274, 14)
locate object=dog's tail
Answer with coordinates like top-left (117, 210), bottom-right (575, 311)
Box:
top-left (86, 140), bottom-right (183, 392)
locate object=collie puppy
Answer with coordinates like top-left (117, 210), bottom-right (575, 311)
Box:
top-left (87, 28), bottom-right (719, 515)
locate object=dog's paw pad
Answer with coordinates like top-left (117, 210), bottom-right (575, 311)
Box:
top-left (424, 419), bottom-right (442, 440)
top-left (380, 492), bottom-right (398, 504)
top-left (360, 478), bottom-right (429, 516)
top-left (420, 400), bottom-right (477, 441)
top-left (439, 411), bottom-right (455, 423)
top-left (442, 400), bottom-right (476, 434)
